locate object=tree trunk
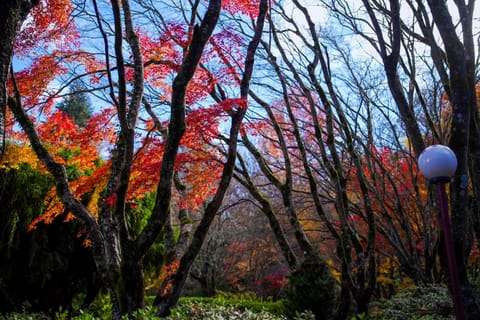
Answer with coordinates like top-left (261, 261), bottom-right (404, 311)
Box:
top-left (154, 103), bottom-right (247, 317)
top-left (190, 260), bottom-right (216, 297)
top-left (426, 1), bottom-right (480, 318)
top-left (154, 205), bottom-right (219, 315)
top-left (0, 0), bottom-right (39, 159)
top-left (121, 251), bottom-right (145, 316)
top-left (354, 291), bottom-right (371, 316)
top-left (333, 259), bottom-right (351, 320)
top-left (154, 1), bottom-right (267, 315)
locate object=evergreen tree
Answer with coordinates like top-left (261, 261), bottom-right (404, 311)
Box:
top-left (0, 163), bottom-right (99, 312)
top-left (57, 80), bottom-right (92, 128)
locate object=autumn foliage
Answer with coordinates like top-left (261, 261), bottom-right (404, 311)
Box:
top-left (2, 0), bottom-right (259, 233)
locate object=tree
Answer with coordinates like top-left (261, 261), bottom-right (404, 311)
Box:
top-left (0, 149), bottom-right (99, 313)
top-left (222, 0), bottom-right (477, 318)
top-left (6, 0), bottom-right (268, 318)
top-left (322, 0), bottom-right (480, 317)
top-left (228, 1), bottom-right (383, 315)
top-left (153, 1), bottom-right (268, 315)
top-left (56, 80), bottom-right (93, 128)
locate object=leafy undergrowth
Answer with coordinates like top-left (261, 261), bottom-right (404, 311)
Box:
top-left (0, 298), bottom-right (312, 320)
top-left (369, 284), bottom-right (455, 320)
top-left (167, 299), bottom-right (313, 320)
top-left (0, 284), bottom-right (459, 320)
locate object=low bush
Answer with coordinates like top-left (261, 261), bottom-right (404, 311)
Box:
top-left (369, 284), bottom-right (454, 320)
top-left (1, 284), bottom-right (458, 319)
top-left (0, 297), bottom-right (296, 320)
top-left (285, 255), bottom-right (337, 319)
top-left (169, 300), bottom-right (288, 320)
top-left (179, 295), bottom-right (288, 316)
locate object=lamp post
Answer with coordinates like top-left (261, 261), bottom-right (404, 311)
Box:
top-left (418, 144), bottom-right (464, 320)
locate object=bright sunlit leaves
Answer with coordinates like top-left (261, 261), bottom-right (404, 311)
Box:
top-left (222, 0), bottom-right (265, 18)
top-left (6, 0), bottom-right (264, 232)
top-left (0, 143), bottom-right (44, 172)
top-left (15, 0), bottom-right (78, 54)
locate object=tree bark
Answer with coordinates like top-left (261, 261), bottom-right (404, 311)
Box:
top-left (427, 0), bottom-right (480, 318)
top-left (361, 0), bottom-right (425, 156)
top-left (154, 0), bottom-right (267, 315)
top-left (0, 0), bottom-right (39, 159)
top-left (7, 94), bottom-right (123, 318)
top-left (121, 248), bottom-right (145, 315)
top-left (92, 0), bottom-right (146, 314)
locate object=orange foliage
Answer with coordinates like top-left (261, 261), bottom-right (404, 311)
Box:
top-left (10, 107), bottom-right (116, 230)
top-left (135, 27), bottom-right (181, 89)
top-left (26, 97), bottom-right (228, 228)
top-left (129, 101), bottom-right (227, 210)
top-left (36, 110), bottom-right (115, 170)
top-left (15, 0), bottom-right (78, 54)
top-left (207, 30), bottom-right (246, 85)
top-left (145, 260), bottom-right (180, 295)
top-left (28, 164), bottom-right (111, 231)
top-left (0, 143), bottom-right (44, 172)
top-left (11, 54), bottom-right (67, 111)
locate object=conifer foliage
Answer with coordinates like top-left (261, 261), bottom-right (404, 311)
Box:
top-left (56, 80), bottom-right (93, 128)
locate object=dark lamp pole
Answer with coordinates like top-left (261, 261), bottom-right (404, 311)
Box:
top-left (418, 144), bottom-right (464, 320)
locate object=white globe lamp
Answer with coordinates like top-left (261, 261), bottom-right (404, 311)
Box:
top-left (418, 144), bottom-right (463, 319)
top-left (418, 144), bottom-right (457, 183)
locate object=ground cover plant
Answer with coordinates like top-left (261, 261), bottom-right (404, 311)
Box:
top-left (369, 284), bottom-right (454, 320)
top-left (0, 296), bottom-right (307, 320)
top-left (0, 284), bottom-right (461, 320)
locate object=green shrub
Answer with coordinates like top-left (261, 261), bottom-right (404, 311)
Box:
top-left (369, 284), bottom-right (454, 320)
top-left (0, 311), bottom-right (50, 320)
top-left (285, 255), bottom-right (337, 319)
top-left (169, 300), bottom-right (287, 320)
top-left (178, 295), bottom-right (288, 316)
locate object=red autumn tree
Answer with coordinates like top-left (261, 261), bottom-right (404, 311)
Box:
top-left (5, 0), bottom-right (268, 318)
top-left (345, 146), bottom-right (435, 285)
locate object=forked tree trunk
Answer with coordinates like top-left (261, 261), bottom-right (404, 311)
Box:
top-left (154, 0), bottom-right (268, 315)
